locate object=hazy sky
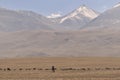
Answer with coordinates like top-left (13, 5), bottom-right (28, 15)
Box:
top-left (0, 0), bottom-right (120, 16)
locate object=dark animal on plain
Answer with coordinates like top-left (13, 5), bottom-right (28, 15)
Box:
top-left (116, 68), bottom-right (120, 70)
top-left (25, 68), bottom-right (31, 71)
top-left (33, 68), bottom-right (36, 70)
top-left (3, 69), bottom-right (6, 71)
top-left (45, 68), bottom-right (51, 70)
top-left (105, 67), bottom-right (111, 70)
top-left (13, 69), bottom-right (16, 71)
top-left (87, 68), bottom-right (91, 70)
top-left (7, 68), bottom-right (11, 71)
top-left (81, 68), bottom-right (86, 71)
top-left (0, 68), bottom-right (2, 70)
top-left (38, 68), bottom-right (43, 70)
top-left (19, 68), bottom-right (23, 71)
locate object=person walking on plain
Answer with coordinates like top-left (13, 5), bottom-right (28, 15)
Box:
top-left (52, 66), bottom-right (56, 72)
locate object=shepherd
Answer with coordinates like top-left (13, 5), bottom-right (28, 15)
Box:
top-left (52, 66), bottom-right (56, 72)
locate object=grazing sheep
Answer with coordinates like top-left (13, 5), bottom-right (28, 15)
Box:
top-left (3, 69), bottom-right (6, 71)
top-left (86, 68), bottom-right (91, 71)
top-left (116, 68), bottom-right (120, 70)
top-left (81, 68), bottom-right (86, 71)
top-left (60, 68), bottom-right (65, 71)
top-left (38, 68), bottom-right (43, 70)
top-left (19, 68), bottom-right (23, 71)
top-left (69, 68), bottom-right (72, 70)
top-left (33, 68), bottom-right (36, 70)
top-left (25, 68), bottom-right (31, 71)
top-left (13, 69), bottom-right (16, 71)
top-left (105, 67), bottom-right (111, 70)
top-left (0, 68), bottom-right (2, 70)
top-left (45, 68), bottom-right (48, 70)
top-left (60, 68), bottom-right (76, 71)
top-left (7, 68), bottom-right (11, 71)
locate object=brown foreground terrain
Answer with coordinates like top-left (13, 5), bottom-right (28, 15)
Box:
top-left (0, 57), bottom-right (120, 80)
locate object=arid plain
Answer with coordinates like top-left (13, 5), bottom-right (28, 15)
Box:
top-left (0, 57), bottom-right (120, 80)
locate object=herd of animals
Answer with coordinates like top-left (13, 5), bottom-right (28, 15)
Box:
top-left (0, 66), bottom-right (120, 72)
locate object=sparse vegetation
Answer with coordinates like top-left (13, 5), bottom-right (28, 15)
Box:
top-left (0, 57), bottom-right (120, 80)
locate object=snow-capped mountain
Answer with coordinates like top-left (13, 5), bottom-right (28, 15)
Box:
top-left (0, 5), bottom-right (99, 31)
top-left (82, 3), bottom-right (120, 30)
top-left (58, 5), bottom-right (99, 29)
top-left (1, 4), bottom-right (120, 58)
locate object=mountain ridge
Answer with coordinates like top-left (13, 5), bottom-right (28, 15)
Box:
top-left (57, 5), bottom-right (99, 29)
top-left (82, 2), bottom-right (120, 31)
top-left (0, 3), bottom-right (120, 58)
top-left (0, 5), bottom-right (99, 31)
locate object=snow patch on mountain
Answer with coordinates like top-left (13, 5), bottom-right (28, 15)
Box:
top-left (60, 5), bottom-right (99, 23)
top-left (113, 2), bottom-right (120, 8)
top-left (47, 13), bottom-right (62, 18)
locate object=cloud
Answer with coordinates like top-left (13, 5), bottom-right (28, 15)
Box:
top-left (47, 13), bottom-right (62, 18)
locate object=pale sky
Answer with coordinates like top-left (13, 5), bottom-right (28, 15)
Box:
top-left (0, 0), bottom-right (120, 16)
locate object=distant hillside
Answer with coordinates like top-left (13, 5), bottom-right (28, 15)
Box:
top-left (0, 4), bottom-right (120, 58)
top-left (82, 3), bottom-right (120, 31)
top-left (0, 8), bottom-right (53, 31)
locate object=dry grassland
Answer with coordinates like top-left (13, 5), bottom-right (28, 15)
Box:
top-left (0, 57), bottom-right (120, 80)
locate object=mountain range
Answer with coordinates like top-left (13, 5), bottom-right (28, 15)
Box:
top-left (82, 3), bottom-right (120, 30)
top-left (0, 8), bottom-right (53, 31)
top-left (0, 3), bottom-right (120, 58)
top-left (0, 5), bottom-right (99, 31)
